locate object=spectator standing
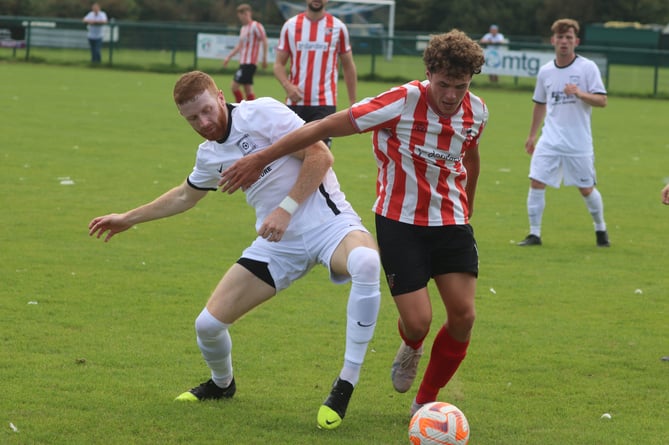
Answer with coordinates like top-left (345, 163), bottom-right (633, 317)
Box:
top-left (82, 2), bottom-right (108, 63)
top-left (479, 24), bottom-right (507, 82)
top-left (274, 0), bottom-right (357, 146)
top-left (518, 18), bottom-right (609, 247)
top-left (223, 4), bottom-right (268, 102)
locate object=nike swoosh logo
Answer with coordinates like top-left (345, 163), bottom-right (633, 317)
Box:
top-left (325, 419), bottom-right (337, 425)
top-left (357, 321), bottom-right (375, 328)
top-left (217, 163), bottom-right (223, 173)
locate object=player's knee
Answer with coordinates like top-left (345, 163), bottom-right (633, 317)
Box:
top-left (450, 309), bottom-right (476, 333)
top-left (347, 246), bottom-right (380, 284)
top-left (195, 308), bottom-right (227, 339)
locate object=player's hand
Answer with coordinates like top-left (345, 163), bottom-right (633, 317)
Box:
top-left (285, 84), bottom-right (303, 103)
top-left (257, 207), bottom-right (291, 242)
top-left (564, 83), bottom-right (580, 97)
top-left (524, 137), bottom-right (536, 155)
top-left (219, 154), bottom-right (264, 194)
top-left (88, 214), bottom-right (132, 242)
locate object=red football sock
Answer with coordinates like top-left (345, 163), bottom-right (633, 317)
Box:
top-left (246, 93), bottom-right (256, 100)
top-left (398, 318), bottom-right (427, 350)
top-left (415, 326), bottom-right (469, 404)
top-left (233, 90), bottom-right (243, 102)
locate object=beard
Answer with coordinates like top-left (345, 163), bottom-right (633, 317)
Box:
top-left (307, 1), bottom-right (324, 13)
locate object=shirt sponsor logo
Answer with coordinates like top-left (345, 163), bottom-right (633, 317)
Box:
top-left (415, 147), bottom-right (462, 163)
top-left (297, 41), bottom-right (328, 51)
top-left (259, 165), bottom-right (272, 179)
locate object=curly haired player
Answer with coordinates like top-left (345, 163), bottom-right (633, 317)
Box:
top-left (220, 30), bottom-right (488, 416)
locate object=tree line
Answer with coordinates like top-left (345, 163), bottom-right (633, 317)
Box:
top-left (2, 0), bottom-right (668, 37)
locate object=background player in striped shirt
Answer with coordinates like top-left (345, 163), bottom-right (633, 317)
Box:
top-left (223, 4), bottom-right (268, 102)
top-left (88, 71), bottom-right (381, 430)
top-left (220, 30), bottom-right (488, 417)
top-left (274, 0), bottom-right (357, 146)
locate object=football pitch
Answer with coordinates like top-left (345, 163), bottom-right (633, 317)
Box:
top-left (1, 63), bottom-right (668, 444)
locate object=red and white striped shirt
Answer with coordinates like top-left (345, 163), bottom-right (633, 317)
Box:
top-left (349, 80), bottom-right (488, 227)
top-left (238, 20), bottom-right (266, 65)
top-left (277, 13), bottom-right (352, 106)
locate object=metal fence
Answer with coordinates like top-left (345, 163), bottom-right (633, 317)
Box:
top-left (2, 16), bottom-right (668, 97)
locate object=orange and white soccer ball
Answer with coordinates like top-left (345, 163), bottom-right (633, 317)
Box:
top-left (408, 401), bottom-right (470, 445)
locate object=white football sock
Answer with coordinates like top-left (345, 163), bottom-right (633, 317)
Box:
top-left (527, 187), bottom-right (546, 237)
top-left (583, 188), bottom-right (606, 231)
top-left (195, 307), bottom-right (233, 388)
top-left (341, 246), bottom-right (381, 386)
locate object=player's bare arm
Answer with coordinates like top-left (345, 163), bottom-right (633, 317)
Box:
top-left (564, 84), bottom-right (607, 108)
top-left (462, 145), bottom-right (480, 218)
top-left (258, 143), bottom-right (333, 242)
top-left (89, 181), bottom-right (207, 242)
top-left (273, 50), bottom-right (302, 102)
top-left (525, 103), bottom-right (546, 154)
top-left (223, 44), bottom-right (241, 67)
top-left (340, 51), bottom-right (358, 106)
top-left (220, 110), bottom-right (355, 193)
top-left (261, 35), bottom-right (269, 69)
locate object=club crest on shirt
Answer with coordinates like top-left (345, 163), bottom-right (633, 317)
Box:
top-left (236, 134), bottom-right (257, 155)
top-left (412, 122), bottom-right (427, 133)
top-left (460, 127), bottom-right (477, 144)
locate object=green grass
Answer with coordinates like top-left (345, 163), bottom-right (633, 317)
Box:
top-left (1, 63), bottom-right (668, 444)
top-left (3, 46), bottom-right (669, 97)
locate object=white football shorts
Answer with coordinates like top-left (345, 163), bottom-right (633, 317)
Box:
top-left (240, 211), bottom-right (369, 292)
top-left (529, 152), bottom-right (597, 188)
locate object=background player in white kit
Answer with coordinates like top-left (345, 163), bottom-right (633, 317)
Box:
top-left (88, 71), bottom-right (380, 430)
top-left (274, 0), bottom-right (357, 146)
top-left (518, 18), bottom-right (609, 247)
top-left (220, 30), bottom-right (488, 417)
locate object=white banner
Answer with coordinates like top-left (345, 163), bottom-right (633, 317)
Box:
top-left (196, 33), bottom-right (278, 62)
top-left (481, 47), bottom-right (607, 78)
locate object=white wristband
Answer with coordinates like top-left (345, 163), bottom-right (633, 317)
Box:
top-left (279, 196), bottom-right (298, 215)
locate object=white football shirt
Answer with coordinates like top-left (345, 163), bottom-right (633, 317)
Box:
top-left (533, 55), bottom-right (607, 155)
top-left (187, 97), bottom-right (354, 238)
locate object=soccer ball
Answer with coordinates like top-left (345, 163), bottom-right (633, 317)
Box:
top-left (408, 401), bottom-right (470, 445)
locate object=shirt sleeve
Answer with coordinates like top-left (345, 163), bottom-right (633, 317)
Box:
top-left (532, 67), bottom-right (548, 104)
top-left (350, 85), bottom-right (407, 133)
top-left (585, 60), bottom-right (607, 95)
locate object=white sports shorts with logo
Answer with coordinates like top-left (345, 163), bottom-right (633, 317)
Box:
top-left (529, 152), bottom-right (597, 188)
top-left (240, 211), bottom-right (369, 292)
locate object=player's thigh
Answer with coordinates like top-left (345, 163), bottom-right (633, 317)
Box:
top-left (329, 229), bottom-right (378, 278)
top-left (433, 273), bottom-right (476, 317)
top-left (206, 263), bottom-right (276, 324)
top-left (562, 155), bottom-right (596, 187)
top-left (529, 152), bottom-right (562, 188)
top-left (376, 216), bottom-right (432, 296)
